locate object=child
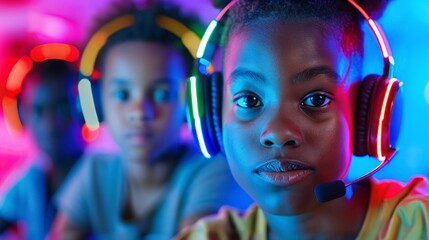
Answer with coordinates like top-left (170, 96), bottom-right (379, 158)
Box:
top-left (177, 0), bottom-right (429, 239)
top-left (49, 2), bottom-right (252, 239)
top-left (0, 58), bottom-right (86, 239)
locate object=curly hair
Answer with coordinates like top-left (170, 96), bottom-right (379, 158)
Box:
top-left (92, 2), bottom-right (205, 75)
top-left (17, 59), bottom-right (79, 114)
top-left (221, 0), bottom-right (390, 63)
top-left (22, 59), bottom-right (78, 96)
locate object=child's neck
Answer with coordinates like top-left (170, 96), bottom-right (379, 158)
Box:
top-left (265, 181), bottom-right (370, 240)
top-left (123, 145), bottom-right (184, 187)
top-left (120, 145), bottom-right (185, 221)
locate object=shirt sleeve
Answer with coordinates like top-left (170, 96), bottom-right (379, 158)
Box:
top-left (384, 177), bottom-right (429, 239)
top-left (180, 154), bottom-right (253, 219)
top-left (357, 176), bottom-right (429, 239)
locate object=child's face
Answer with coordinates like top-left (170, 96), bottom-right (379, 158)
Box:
top-left (102, 41), bottom-right (187, 163)
top-left (222, 19), bottom-right (358, 215)
top-left (20, 76), bottom-right (83, 160)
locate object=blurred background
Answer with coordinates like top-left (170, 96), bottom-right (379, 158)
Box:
top-left (0, 0), bottom-right (428, 190)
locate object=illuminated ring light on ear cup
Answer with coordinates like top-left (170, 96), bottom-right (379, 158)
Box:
top-left (188, 0), bottom-right (402, 160)
top-left (186, 72), bottom-right (223, 158)
top-left (3, 43), bottom-right (80, 135)
top-left (348, 0), bottom-right (402, 161)
top-left (78, 13), bottom-right (202, 131)
top-left (354, 75), bottom-right (379, 156)
top-left (366, 75), bottom-right (401, 160)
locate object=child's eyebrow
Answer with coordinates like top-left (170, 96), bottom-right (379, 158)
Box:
top-left (227, 68), bottom-right (266, 85)
top-left (108, 78), bottom-right (129, 86)
top-left (291, 66), bottom-right (341, 84)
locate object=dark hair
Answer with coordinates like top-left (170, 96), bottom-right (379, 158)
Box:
top-left (20, 59), bottom-right (78, 98)
top-left (28, 59), bottom-right (77, 79)
top-left (221, 0), bottom-right (390, 63)
top-left (94, 2), bottom-right (204, 75)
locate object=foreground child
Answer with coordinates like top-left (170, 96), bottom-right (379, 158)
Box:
top-left (178, 0), bottom-right (429, 239)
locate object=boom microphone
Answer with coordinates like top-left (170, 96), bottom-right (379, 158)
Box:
top-left (314, 149), bottom-right (397, 203)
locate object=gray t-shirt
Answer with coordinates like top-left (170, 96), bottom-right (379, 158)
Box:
top-left (58, 145), bottom-right (252, 239)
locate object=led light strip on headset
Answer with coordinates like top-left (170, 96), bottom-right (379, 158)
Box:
top-left (3, 43), bottom-right (80, 134)
top-left (78, 13), bottom-right (201, 131)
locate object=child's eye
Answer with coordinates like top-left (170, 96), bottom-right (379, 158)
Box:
top-left (113, 89), bottom-right (129, 102)
top-left (234, 93), bottom-right (263, 109)
top-left (301, 93), bottom-right (332, 107)
top-left (152, 88), bottom-right (170, 103)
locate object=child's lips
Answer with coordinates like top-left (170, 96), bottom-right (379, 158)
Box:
top-left (127, 131), bottom-right (151, 145)
top-left (254, 159), bottom-right (314, 186)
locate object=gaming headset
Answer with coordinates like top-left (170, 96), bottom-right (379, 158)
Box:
top-left (3, 43), bottom-right (80, 134)
top-left (186, 0), bottom-right (403, 202)
top-left (78, 11), bottom-right (202, 131)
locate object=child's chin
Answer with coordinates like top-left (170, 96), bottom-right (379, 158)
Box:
top-left (256, 189), bottom-right (317, 216)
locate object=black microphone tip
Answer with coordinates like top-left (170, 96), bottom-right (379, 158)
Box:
top-left (314, 180), bottom-right (346, 203)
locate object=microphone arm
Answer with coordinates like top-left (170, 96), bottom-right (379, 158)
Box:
top-left (345, 149), bottom-right (397, 187)
top-left (314, 149), bottom-right (397, 203)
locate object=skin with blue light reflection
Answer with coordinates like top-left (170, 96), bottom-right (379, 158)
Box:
top-left (221, 19), bottom-right (370, 238)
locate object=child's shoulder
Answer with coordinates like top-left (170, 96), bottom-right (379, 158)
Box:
top-left (68, 151), bottom-right (121, 179)
top-left (370, 176), bottom-right (429, 200)
top-left (177, 143), bottom-right (224, 166)
top-left (358, 176), bottom-right (429, 239)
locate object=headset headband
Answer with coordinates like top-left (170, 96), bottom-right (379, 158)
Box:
top-left (78, 13), bottom-right (202, 131)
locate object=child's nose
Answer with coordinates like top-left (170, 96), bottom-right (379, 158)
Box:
top-left (128, 99), bottom-right (155, 123)
top-left (259, 111), bottom-right (302, 148)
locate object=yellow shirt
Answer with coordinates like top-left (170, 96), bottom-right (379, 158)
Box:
top-left (176, 177), bottom-right (429, 240)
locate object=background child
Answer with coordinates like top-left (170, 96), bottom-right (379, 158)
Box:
top-left (50, 2), bottom-right (252, 239)
top-left (0, 58), bottom-right (86, 239)
top-left (178, 0), bottom-right (429, 239)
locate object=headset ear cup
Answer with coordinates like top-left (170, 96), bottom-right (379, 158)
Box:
top-left (200, 72), bottom-right (222, 155)
top-left (187, 73), bottom-right (221, 157)
top-left (210, 72), bottom-right (224, 153)
top-left (353, 74), bottom-right (379, 156)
